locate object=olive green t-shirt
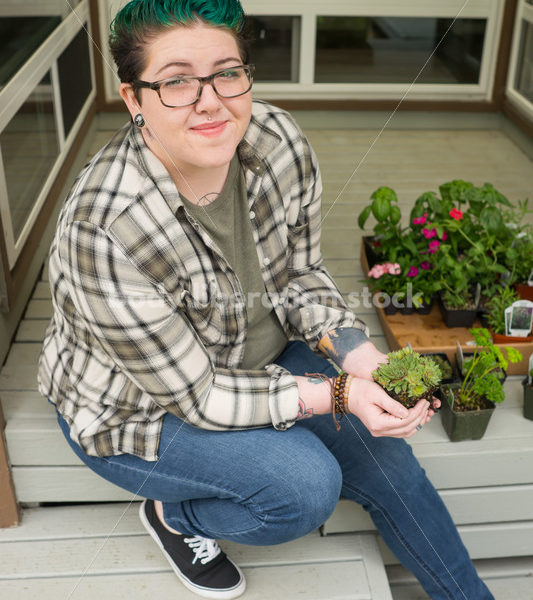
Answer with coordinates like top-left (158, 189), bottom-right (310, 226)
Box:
top-left (182, 156), bottom-right (288, 369)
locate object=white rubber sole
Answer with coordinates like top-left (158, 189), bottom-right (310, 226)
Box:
top-left (139, 500), bottom-right (246, 599)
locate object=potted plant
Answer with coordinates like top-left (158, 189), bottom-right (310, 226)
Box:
top-left (503, 200), bottom-right (533, 301)
top-left (421, 353), bottom-right (456, 384)
top-left (433, 247), bottom-right (479, 327)
top-left (365, 262), bottom-right (405, 315)
top-left (372, 347), bottom-right (442, 409)
top-left (358, 187), bottom-right (421, 269)
top-left (441, 328), bottom-right (522, 441)
top-left (523, 354), bottom-right (533, 421)
top-left (485, 285), bottom-right (533, 343)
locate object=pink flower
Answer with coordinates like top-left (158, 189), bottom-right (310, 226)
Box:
top-left (450, 208), bottom-right (463, 220)
top-left (407, 266), bottom-right (419, 278)
top-left (368, 263), bottom-right (401, 278)
top-left (412, 215), bottom-right (427, 226)
top-left (384, 262), bottom-right (401, 275)
top-left (441, 231), bottom-right (449, 241)
top-left (422, 228), bottom-right (437, 239)
top-left (420, 261), bottom-right (431, 270)
top-left (368, 264), bottom-right (386, 278)
top-left (428, 240), bottom-right (441, 254)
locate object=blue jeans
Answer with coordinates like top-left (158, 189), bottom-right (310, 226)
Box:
top-left (56, 340), bottom-right (493, 600)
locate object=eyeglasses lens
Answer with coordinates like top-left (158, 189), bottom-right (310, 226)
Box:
top-left (160, 67), bottom-right (252, 107)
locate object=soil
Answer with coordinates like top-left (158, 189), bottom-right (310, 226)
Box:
top-left (450, 387), bottom-right (493, 412)
top-left (442, 297), bottom-right (478, 311)
top-left (385, 387), bottom-right (439, 411)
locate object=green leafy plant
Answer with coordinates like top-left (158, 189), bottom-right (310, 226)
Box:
top-left (454, 328), bottom-right (522, 410)
top-left (506, 236), bottom-right (533, 286)
top-left (359, 180), bottom-right (531, 318)
top-left (372, 347), bottom-right (442, 408)
top-left (486, 286), bottom-right (520, 335)
top-left (358, 187), bottom-right (418, 262)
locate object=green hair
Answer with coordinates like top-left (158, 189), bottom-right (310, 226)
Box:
top-left (110, 0), bottom-right (248, 83)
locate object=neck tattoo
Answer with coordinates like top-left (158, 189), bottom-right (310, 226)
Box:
top-left (197, 192), bottom-right (219, 205)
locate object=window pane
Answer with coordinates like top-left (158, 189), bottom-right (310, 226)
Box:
top-left (0, 16), bottom-right (61, 86)
top-left (515, 21), bottom-right (533, 102)
top-left (58, 27), bottom-right (92, 137)
top-left (1, 72), bottom-right (59, 241)
top-left (245, 16), bottom-right (300, 82)
top-left (315, 16), bottom-right (486, 84)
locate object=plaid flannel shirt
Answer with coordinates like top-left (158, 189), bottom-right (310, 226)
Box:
top-left (38, 101), bottom-right (368, 460)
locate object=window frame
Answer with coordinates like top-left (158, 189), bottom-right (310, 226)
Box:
top-left (0, 0), bottom-right (96, 269)
top-left (506, 0), bottom-right (533, 121)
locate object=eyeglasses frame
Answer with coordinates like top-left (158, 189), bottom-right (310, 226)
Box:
top-left (132, 64), bottom-right (255, 108)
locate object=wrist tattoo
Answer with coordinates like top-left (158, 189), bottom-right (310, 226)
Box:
top-left (318, 327), bottom-right (370, 365)
top-left (297, 397), bottom-right (314, 420)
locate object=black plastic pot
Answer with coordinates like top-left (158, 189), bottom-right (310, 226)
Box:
top-left (438, 296), bottom-right (477, 328)
top-left (383, 303), bottom-right (398, 316)
top-left (440, 384), bottom-right (495, 441)
top-left (523, 378), bottom-right (533, 421)
top-left (363, 237), bottom-right (383, 270)
top-left (416, 298), bottom-right (434, 315)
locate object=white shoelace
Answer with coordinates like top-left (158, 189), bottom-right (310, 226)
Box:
top-left (183, 536), bottom-right (222, 565)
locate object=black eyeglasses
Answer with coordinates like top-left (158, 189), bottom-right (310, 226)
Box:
top-left (132, 64), bottom-right (255, 108)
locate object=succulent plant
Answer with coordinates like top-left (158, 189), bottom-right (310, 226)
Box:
top-left (427, 354), bottom-right (454, 381)
top-left (372, 347), bottom-right (442, 408)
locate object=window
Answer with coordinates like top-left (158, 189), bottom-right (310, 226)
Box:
top-left (245, 16), bottom-right (300, 82)
top-left (515, 20), bottom-right (533, 103)
top-left (1, 71), bottom-right (60, 242)
top-left (507, 0), bottom-right (533, 119)
top-left (0, 16), bottom-right (61, 87)
top-left (315, 16), bottom-right (486, 85)
top-left (58, 28), bottom-right (92, 137)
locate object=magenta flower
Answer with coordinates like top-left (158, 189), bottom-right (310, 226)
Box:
top-left (407, 266), bottom-right (419, 278)
top-left (412, 215), bottom-right (427, 226)
top-left (450, 208), bottom-right (463, 220)
top-left (420, 261), bottom-right (431, 270)
top-left (441, 231), bottom-right (449, 241)
top-left (422, 228), bottom-right (437, 239)
top-left (428, 240), bottom-right (441, 254)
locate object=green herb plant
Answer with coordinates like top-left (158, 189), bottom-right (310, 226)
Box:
top-left (372, 348), bottom-right (442, 409)
top-left (358, 187), bottom-right (418, 262)
top-left (486, 286), bottom-right (520, 335)
top-left (455, 328), bottom-right (522, 410)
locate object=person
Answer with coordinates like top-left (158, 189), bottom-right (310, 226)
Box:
top-left (38, 1), bottom-right (494, 598)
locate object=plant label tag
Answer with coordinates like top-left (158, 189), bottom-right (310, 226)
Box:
top-left (528, 269), bottom-right (533, 287)
top-left (474, 283), bottom-right (481, 308)
top-left (456, 341), bottom-right (464, 367)
top-left (505, 306), bottom-right (512, 336)
top-left (509, 300), bottom-right (533, 337)
top-left (529, 353), bottom-right (533, 386)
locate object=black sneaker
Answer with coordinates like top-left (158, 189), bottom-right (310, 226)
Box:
top-left (139, 499), bottom-right (246, 599)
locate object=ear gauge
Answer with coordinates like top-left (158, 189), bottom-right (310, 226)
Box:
top-left (134, 113), bottom-right (145, 128)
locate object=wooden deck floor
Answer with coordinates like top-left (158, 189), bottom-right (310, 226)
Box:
top-left (1, 113), bottom-right (533, 598)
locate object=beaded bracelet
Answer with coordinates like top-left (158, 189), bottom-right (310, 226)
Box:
top-left (305, 371), bottom-right (352, 431)
top-left (333, 372), bottom-right (353, 429)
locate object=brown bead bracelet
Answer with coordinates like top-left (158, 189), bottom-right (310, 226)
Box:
top-left (305, 371), bottom-right (352, 431)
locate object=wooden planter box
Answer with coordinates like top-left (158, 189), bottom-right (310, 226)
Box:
top-left (360, 238), bottom-right (533, 375)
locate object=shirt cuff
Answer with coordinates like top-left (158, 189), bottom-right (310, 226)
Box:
top-left (264, 363), bottom-right (300, 431)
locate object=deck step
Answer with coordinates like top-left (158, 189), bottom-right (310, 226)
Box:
top-left (0, 503), bottom-right (392, 599)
